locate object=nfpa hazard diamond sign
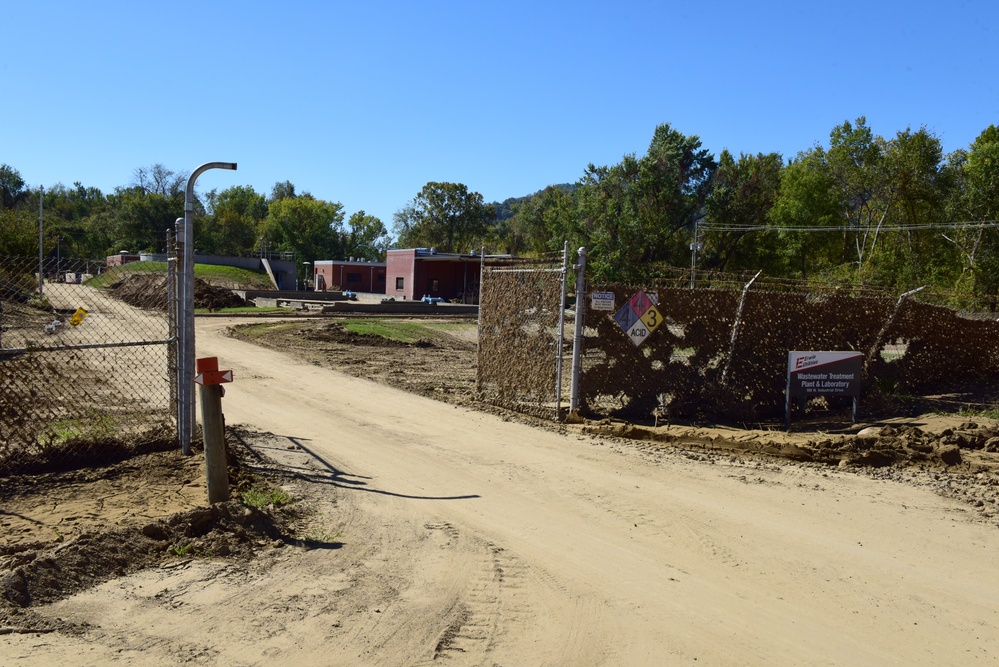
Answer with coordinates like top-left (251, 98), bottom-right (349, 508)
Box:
top-left (613, 290), bottom-right (662, 346)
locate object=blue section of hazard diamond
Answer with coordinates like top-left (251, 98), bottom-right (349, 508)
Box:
top-left (614, 303), bottom-right (640, 331)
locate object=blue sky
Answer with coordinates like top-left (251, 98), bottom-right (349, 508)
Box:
top-left (3, 0), bottom-right (997, 229)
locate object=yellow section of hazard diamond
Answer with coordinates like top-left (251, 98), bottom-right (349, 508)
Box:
top-left (640, 305), bottom-right (662, 332)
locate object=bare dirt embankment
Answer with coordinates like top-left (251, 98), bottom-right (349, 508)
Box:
top-left (3, 314), bottom-right (999, 665)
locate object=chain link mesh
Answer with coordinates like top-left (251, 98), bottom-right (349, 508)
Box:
top-left (477, 255), bottom-right (569, 420)
top-left (1, 255), bottom-right (175, 474)
top-left (580, 266), bottom-right (999, 423)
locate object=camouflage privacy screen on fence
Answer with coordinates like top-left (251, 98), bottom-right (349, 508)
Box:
top-left (579, 268), bottom-right (999, 423)
top-left (0, 256), bottom-right (175, 475)
top-left (477, 254), bottom-right (570, 420)
top-left (475, 255), bottom-right (999, 425)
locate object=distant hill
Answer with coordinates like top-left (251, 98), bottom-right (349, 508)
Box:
top-left (489, 183), bottom-right (577, 222)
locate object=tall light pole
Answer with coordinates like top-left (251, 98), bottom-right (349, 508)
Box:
top-left (178, 162), bottom-right (237, 455)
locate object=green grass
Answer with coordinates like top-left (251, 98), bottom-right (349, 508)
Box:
top-left (235, 321), bottom-right (303, 338)
top-left (86, 261), bottom-right (273, 290)
top-left (341, 319), bottom-right (431, 343)
top-left (192, 263), bottom-right (273, 288)
top-left (171, 543), bottom-right (192, 557)
top-left (952, 406), bottom-right (999, 420)
top-left (339, 318), bottom-right (475, 343)
top-left (49, 413), bottom-right (118, 443)
top-left (195, 306), bottom-right (285, 314)
top-left (241, 485), bottom-right (293, 508)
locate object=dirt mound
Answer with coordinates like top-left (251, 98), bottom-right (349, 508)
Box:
top-left (106, 273), bottom-right (246, 311)
top-left (0, 501), bottom-right (283, 633)
top-left (194, 279), bottom-right (247, 311)
top-left (0, 432), bottom-right (304, 635)
top-left (581, 421), bottom-right (999, 469)
top-left (301, 321), bottom-right (434, 348)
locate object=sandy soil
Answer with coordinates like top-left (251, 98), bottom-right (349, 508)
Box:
top-left (3, 315), bottom-right (998, 665)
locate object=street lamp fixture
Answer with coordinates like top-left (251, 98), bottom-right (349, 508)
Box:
top-left (177, 162), bottom-right (237, 455)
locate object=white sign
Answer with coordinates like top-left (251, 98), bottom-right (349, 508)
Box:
top-left (591, 291), bottom-right (615, 311)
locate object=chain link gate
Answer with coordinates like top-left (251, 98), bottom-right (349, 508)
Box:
top-left (477, 246), bottom-right (571, 420)
top-left (1, 252), bottom-right (177, 475)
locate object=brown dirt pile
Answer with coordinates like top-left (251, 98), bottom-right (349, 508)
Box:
top-left (107, 273), bottom-right (246, 311)
top-left (0, 436), bottom-right (300, 635)
top-left (581, 421), bottom-right (999, 468)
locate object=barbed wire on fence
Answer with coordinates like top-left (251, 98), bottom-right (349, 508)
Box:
top-left (476, 251), bottom-right (999, 427)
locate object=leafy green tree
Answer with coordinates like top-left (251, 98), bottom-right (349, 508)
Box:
top-left (702, 150), bottom-right (784, 273)
top-left (269, 180), bottom-right (298, 202)
top-left (396, 182), bottom-right (494, 253)
top-left (768, 147), bottom-right (843, 280)
top-left (945, 125), bottom-right (999, 307)
top-left (342, 211), bottom-right (390, 260)
top-left (511, 185), bottom-right (579, 256)
top-left (0, 208), bottom-right (39, 255)
top-left (575, 159), bottom-right (642, 281)
top-left (99, 186), bottom-right (183, 254)
top-left (391, 201), bottom-right (418, 248)
top-left (263, 195), bottom-right (345, 274)
top-left (571, 123), bottom-right (717, 281)
top-left (35, 182), bottom-right (108, 259)
top-left (0, 164), bottom-right (27, 209)
top-left (634, 123), bottom-right (717, 265)
top-left (201, 185), bottom-right (268, 256)
top-left (132, 164), bottom-right (187, 197)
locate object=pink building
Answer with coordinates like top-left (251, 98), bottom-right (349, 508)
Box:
top-left (385, 248), bottom-right (482, 303)
top-left (313, 259), bottom-right (386, 293)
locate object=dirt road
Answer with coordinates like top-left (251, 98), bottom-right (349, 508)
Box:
top-left (6, 318), bottom-right (999, 665)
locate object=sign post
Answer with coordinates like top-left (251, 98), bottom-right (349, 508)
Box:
top-left (786, 351), bottom-right (863, 429)
top-left (195, 356), bottom-right (234, 503)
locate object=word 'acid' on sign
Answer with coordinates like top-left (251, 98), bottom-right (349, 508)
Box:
top-left (613, 290), bottom-right (662, 346)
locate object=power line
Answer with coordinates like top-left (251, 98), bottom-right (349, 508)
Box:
top-left (697, 220), bottom-right (999, 233)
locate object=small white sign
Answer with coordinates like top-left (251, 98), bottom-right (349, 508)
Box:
top-left (626, 320), bottom-right (651, 346)
top-left (591, 291), bottom-right (615, 311)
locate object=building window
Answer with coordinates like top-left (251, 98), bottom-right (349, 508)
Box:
top-left (430, 279), bottom-right (439, 292)
top-left (346, 272), bottom-right (361, 283)
top-left (396, 277), bottom-right (404, 290)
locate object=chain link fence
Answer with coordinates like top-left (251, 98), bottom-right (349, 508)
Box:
top-left (1, 255), bottom-right (176, 475)
top-left (476, 255), bottom-right (999, 426)
top-left (477, 253), bottom-right (570, 420)
top-left (579, 266), bottom-right (999, 423)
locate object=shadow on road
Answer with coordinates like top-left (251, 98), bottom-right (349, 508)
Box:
top-left (229, 428), bottom-right (480, 502)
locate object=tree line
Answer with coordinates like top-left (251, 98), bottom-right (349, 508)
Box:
top-left (3, 117), bottom-right (998, 306)
top-left (0, 165), bottom-right (392, 279)
top-left (498, 120), bottom-right (999, 308)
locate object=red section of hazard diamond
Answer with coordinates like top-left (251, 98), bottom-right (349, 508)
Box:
top-left (194, 369), bottom-right (233, 386)
top-left (628, 291), bottom-right (652, 315)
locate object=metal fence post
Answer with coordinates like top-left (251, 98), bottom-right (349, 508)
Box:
top-left (569, 247), bottom-right (586, 412)
top-left (167, 231), bottom-right (177, 422)
top-left (554, 241), bottom-right (569, 418)
top-left (720, 270), bottom-right (761, 385)
top-left (178, 162), bottom-right (237, 456)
